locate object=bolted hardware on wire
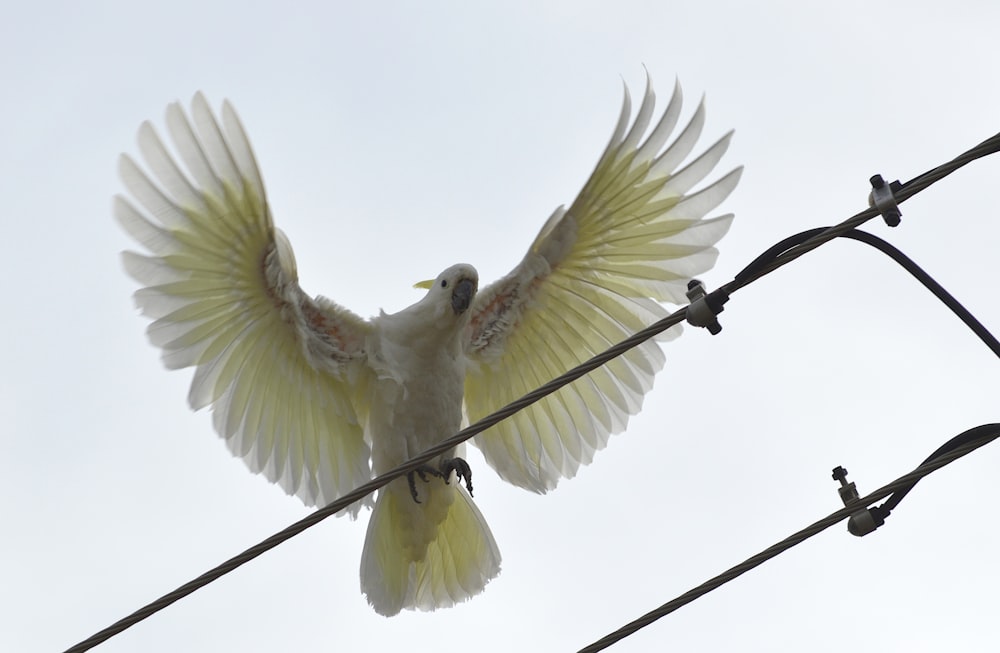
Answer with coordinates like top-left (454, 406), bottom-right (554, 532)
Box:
top-left (685, 279), bottom-right (729, 335)
top-left (868, 174), bottom-right (903, 227)
top-left (831, 466), bottom-right (886, 536)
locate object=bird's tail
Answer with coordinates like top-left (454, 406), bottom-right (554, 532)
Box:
top-left (360, 475), bottom-right (501, 616)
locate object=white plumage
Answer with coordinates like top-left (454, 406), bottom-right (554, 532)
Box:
top-left (116, 76), bottom-right (741, 616)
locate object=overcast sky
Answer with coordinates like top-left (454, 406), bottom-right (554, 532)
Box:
top-left (4, 2), bottom-right (1000, 652)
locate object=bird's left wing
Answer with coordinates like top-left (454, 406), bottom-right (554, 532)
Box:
top-left (464, 78), bottom-right (741, 492)
top-left (115, 94), bottom-right (374, 514)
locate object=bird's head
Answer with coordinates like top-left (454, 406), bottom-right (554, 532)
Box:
top-left (413, 263), bottom-right (479, 319)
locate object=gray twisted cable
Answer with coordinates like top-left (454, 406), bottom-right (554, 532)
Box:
top-left (577, 426), bottom-right (1000, 652)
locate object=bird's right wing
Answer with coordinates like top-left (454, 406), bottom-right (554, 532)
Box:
top-left (116, 94), bottom-right (373, 514)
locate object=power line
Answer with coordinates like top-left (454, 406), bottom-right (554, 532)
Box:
top-left (577, 424), bottom-right (1000, 653)
top-left (63, 130), bottom-right (1000, 653)
top-left (726, 131), bottom-right (1000, 296)
top-left (740, 227), bottom-right (1000, 359)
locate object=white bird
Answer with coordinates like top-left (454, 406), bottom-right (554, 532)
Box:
top-left (115, 77), bottom-right (741, 616)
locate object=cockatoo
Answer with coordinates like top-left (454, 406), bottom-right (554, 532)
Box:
top-left (115, 77), bottom-right (741, 616)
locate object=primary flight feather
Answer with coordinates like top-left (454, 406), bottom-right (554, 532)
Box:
top-left (116, 76), bottom-right (741, 616)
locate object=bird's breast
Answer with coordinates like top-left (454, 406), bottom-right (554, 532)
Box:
top-left (366, 327), bottom-right (468, 474)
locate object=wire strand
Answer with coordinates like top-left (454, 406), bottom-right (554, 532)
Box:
top-left (63, 131), bottom-right (1000, 653)
top-left (576, 424), bottom-right (1000, 653)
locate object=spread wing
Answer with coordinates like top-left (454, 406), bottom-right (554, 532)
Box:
top-left (116, 93), bottom-right (373, 514)
top-left (464, 78), bottom-right (741, 492)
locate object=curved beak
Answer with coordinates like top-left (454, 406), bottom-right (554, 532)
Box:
top-left (451, 278), bottom-right (475, 314)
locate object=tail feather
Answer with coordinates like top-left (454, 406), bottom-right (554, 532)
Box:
top-left (361, 477), bottom-right (501, 616)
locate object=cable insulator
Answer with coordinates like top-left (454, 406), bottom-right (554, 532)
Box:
top-left (685, 279), bottom-right (728, 335)
top-left (831, 466), bottom-right (886, 537)
top-left (868, 174), bottom-right (903, 227)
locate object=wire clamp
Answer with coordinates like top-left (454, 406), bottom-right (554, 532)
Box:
top-left (831, 466), bottom-right (886, 536)
top-left (868, 174), bottom-right (903, 227)
top-left (685, 279), bottom-right (729, 335)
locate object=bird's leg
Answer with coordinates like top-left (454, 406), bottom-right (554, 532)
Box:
top-left (441, 457), bottom-right (474, 497)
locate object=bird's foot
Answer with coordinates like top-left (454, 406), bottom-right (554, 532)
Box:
top-left (405, 458), bottom-right (474, 502)
top-left (406, 465), bottom-right (445, 504)
top-left (441, 457), bottom-right (474, 497)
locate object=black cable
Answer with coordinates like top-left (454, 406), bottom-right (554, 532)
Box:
top-left (846, 230), bottom-right (1000, 359)
top-left (577, 424), bottom-right (1000, 653)
top-left (737, 227), bottom-right (1000, 359)
top-left (880, 423), bottom-right (1000, 516)
top-left (63, 132), bottom-right (1000, 653)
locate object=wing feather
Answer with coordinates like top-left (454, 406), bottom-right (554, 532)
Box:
top-left (465, 76), bottom-right (740, 492)
top-left (118, 93), bottom-right (373, 513)
top-left (136, 123), bottom-right (206, 213)
top-left (647, 96), bottom-right (707, 178)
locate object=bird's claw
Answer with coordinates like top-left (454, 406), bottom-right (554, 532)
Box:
top-left (406, 458), bottom-right (474, 503)
top-left (406, 465), bottom-right (443, 503)
top-left (442, 457), bottom-right (474, 497)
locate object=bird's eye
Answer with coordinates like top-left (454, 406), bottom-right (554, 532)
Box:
top-left (440, 279), bottom-right (448, 288)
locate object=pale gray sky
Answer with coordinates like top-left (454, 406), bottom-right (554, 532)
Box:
top-left (4, 2), bottom-right (1000, 651)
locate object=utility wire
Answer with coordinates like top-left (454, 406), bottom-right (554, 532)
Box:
top-left (63, 312), bottom-right (691, 653)
top-left (727, 131), bottom-right (1000, 294)
top-left (577, 424), bottom-right (1000, 653)
top-left (63, 131), bottom-right (1000, 653)
top-left (740, 227), bottom-right (1000, 359)
top-left (842, 230), bottom-right (1000, 359)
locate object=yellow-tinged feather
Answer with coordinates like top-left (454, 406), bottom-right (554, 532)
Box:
top-left (361, 477), bottom-right (500, 616)
top-left (120, 93), bottom-right (373, 517)
top-left (466, 76), bottom-right (738, 492)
